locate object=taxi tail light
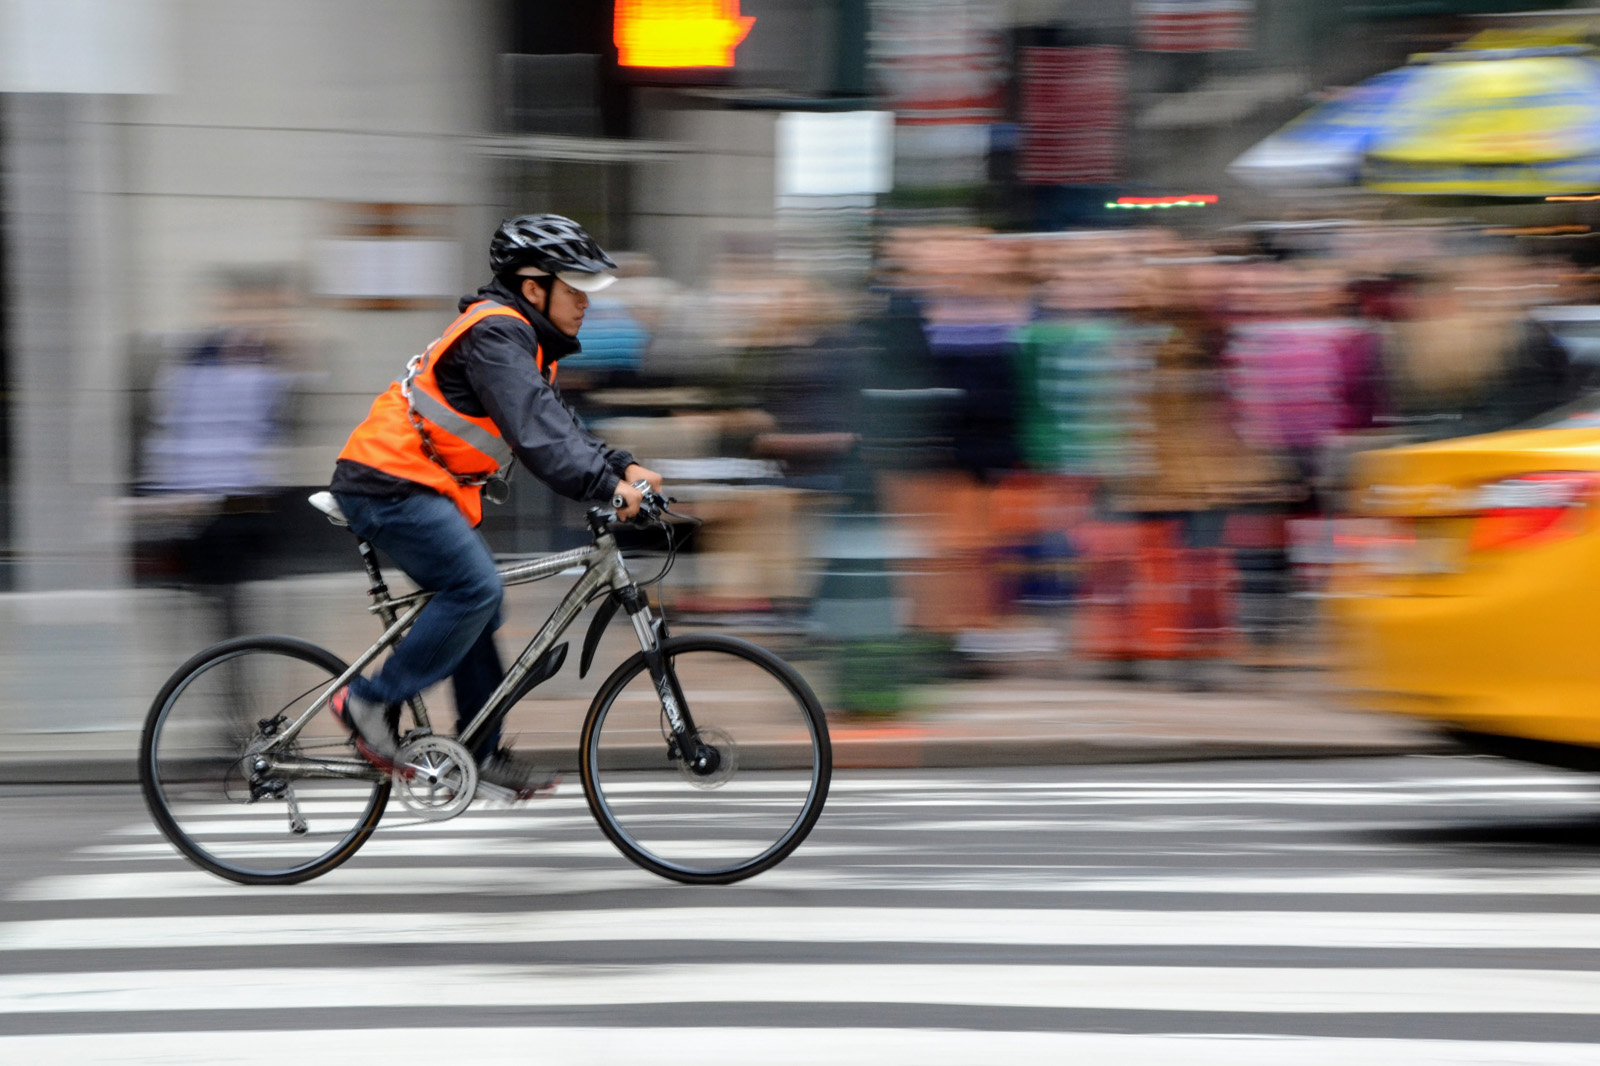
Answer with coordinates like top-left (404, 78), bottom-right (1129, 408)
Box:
top-left (1468, 472), bottom-right (1600, 552)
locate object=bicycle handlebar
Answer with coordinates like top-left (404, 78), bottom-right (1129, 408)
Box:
top-left (589, 481), bottom-right (673, 533)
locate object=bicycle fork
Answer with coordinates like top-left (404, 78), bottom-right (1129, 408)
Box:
top-left (620, 586), bottom-right (721, 777)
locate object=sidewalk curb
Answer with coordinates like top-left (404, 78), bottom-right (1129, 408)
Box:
top-left (0, 734), bottom-right (1456, 786)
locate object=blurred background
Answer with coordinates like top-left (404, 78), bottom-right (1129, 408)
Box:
top-left (12, 0), bottom-right (1600, 768)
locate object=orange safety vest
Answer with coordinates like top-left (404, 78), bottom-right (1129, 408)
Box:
top-left (337, 301), bottom-right (553, 526)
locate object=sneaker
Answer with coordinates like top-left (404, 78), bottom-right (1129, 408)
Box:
top-left (330, 687), bottom-right (402, 771)
top-left (477, 748), bottom-right (560, 801)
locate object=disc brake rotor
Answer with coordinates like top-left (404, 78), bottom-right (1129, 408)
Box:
top-left (392, 735), bottom-right (477, 821)
top-left (677, 725), bottom-right (738, 790)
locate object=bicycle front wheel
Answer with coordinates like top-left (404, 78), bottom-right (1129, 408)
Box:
top-left (139, 636), bottom-right (389, 885)
top-left (580, 634), bottom-right (831, 884)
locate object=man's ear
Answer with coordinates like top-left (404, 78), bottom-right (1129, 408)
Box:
top-left (520, 277), bottom-right (546, 311)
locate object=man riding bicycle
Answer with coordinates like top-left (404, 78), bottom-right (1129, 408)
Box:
top-left (328, 214), bottom-right (661, 798)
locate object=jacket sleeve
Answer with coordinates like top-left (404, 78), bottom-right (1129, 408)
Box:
top-left (562, 400), bottom-right (638, 478)
top-left (456, 317), bottom-right (622, 502)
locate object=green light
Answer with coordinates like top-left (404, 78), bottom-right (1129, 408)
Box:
top-left (1105, 199), bottom-right (1212, 210)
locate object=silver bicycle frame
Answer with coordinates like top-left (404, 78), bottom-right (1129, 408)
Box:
top-left (269, 527), bottom-right (655, 759)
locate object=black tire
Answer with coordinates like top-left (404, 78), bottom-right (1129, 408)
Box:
top-left (579, 633), bottom-right (831, 884)
top-left (139, 635), bottom-right (389, 885)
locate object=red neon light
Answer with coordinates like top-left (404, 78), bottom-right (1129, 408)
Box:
top-left (1115, 195), bottom-right (1219, 205)
top-left (615, 0), bottom-right (755, 69)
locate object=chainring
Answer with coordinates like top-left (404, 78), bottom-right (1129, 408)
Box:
top-left (677, 725), bottom-right (738, 790)
top-left (392, 735), bottom-right (478, 821)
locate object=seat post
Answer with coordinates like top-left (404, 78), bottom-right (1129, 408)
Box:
top-left (356, 539), bottom-right (391, 606)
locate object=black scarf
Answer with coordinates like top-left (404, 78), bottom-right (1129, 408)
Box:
top-left (468, 277), bottom-right (583, 365)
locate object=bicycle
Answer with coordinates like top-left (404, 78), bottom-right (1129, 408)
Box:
top-left (139, 487), bottom-right (832, 887)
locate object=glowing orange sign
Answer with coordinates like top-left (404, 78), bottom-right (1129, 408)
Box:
top-left (615, 0), bottom-right (755, 69)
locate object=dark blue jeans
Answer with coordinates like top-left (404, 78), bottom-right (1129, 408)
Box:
top-left (333, 491), bottom-right (506, 758)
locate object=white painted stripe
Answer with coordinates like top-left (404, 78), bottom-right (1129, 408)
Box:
top-left (142, 783), bottom-right (1588, 823)
top-left (860, 775), bottom-right (1581, 790)
top-left (824, 775), bottom-right (1582, 792)
top-left (590, 779), bottom-right (819, 795)
top-left (3, 1028), bottom-right (1598, 1066)
top-left (822, 792), bottom-right (1600, 808)
top-left (8, 907), bottom-right (1600, 953)
top-left (103, 813), bottom-right (1534, 839)
top-left (116, 815), bottom-right (599, 836)
top-left (11, 867), bottom-right (653, 901)
top-left (114, 812), bottom-right (794, 836)
top-left (5, 963), bottom-right (1600, 1015)
top-left (285, 773), bottom-right (1581, 796)
top-left (804, 868), bottom-right (1600, 895)
top-left (77, 838), bottom-right (861, 861)
top-left (23, 866), bottom-right (1600, 903)
top-left (119, 803), bottom-right (1487, 838)
top-left (878, 817), bottom-right (1421, 833)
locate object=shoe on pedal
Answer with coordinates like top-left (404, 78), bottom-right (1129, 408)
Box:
top-left (478, 748), bottom-right (559, 801)
top-left (330, 687), bottom-right (402, 771)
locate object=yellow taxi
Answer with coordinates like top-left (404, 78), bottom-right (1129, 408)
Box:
top-left (1335, 405), bottom-right (1600, 766)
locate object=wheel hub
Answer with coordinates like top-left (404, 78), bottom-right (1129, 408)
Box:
top-left (676, 726), bottom-right (737, 790)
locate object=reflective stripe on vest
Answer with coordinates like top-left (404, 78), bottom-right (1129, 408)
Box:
top-left (408, 386), bottom-right (515, 467)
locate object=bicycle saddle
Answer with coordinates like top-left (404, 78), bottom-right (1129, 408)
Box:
top-left (307, 491), bottom-right (349, 528)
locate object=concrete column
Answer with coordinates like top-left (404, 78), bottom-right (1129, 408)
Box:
top-left (3, 93), bottom-right (127, 591)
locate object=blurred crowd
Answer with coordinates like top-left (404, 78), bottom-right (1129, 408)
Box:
top-left (636, 220), bottom-right (1599, 700)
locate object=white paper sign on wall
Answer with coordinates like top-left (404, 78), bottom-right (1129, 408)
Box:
top-left (776, 110), bottom-right (894, 199)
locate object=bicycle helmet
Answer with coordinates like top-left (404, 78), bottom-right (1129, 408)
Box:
top-left (490, 213), bottom-right (618, 293)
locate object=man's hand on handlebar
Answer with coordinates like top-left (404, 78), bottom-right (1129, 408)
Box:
top-left (612, 478), bottom-right (646, 521)
top-left (612, 464), bottom-right (665, 521)
top-left (624, 463), bottom-right (663, 493)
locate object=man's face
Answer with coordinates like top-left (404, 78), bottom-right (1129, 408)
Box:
top-left (523, 277), bottom-right (589, 337)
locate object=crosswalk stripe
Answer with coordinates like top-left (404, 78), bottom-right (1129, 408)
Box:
top-left (9, 867), bottom-right (653, 901)
top-left (22, 865), bottom-right (1600, 902)
top-left (8, 906), bottom-right (1600, 953)
top-left (77, 838), bottom-right (867, 861)
top-left (114, 813), bottom-right (603, 834)
top-left (822, 791), bottom-right (1600, 807)
top-left (2, 1028), bottom-right (1599, 1066)
top-left (6, 963), bottom-right (1600, 1015)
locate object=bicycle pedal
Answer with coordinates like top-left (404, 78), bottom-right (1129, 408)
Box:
top-left (473, 780), bottom-right (520, 805)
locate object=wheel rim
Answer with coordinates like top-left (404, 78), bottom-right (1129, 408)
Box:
top-left (146, 643), bottom-right (386, 881)
top-left (585, 643), bottom-right (827, 880)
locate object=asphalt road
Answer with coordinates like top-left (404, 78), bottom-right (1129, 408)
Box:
top-left (5, 757), bottom-right (1600, 1063)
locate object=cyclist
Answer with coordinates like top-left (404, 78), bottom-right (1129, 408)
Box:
top-left (328, 214), bottom-right (661, 798)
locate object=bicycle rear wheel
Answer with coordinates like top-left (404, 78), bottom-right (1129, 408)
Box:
top-left (580, 634), bottom-right (831, 884)
top-left (139, 636), bottom-right (389, 885)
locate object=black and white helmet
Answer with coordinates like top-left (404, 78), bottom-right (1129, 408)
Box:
top-left (490, 214), bottom-right (617, 293)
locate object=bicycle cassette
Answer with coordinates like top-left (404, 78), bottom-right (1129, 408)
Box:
top-left (392, 735), bottom-right (477, 821)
